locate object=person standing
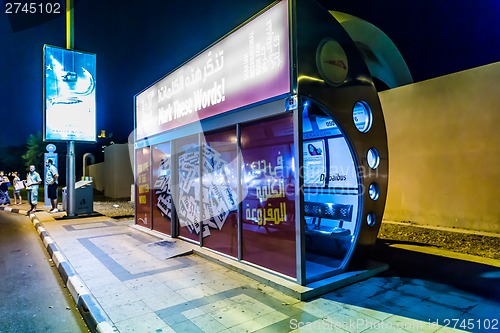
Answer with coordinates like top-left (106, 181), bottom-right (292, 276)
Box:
top-left (12, 172), bottom-right (23, 205)
top-left (26, 165), bottom-right (42, 215)
top-left (45, 159), bottom-right (59, 213)
top-left (0, 172), bottom-right (11, 206)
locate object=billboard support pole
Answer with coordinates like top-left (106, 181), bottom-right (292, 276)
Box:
top-left (66, 0), bottom-right (76, 217)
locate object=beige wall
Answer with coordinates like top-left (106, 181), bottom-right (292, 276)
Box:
top-left (88, 162), bottom-right (105, 191)
top-left (88, 144), bottom-right (134, 199)
top-left (104, 144), bottom-right (134, 199)
top-left (380, 62), bottom-right (500, 233)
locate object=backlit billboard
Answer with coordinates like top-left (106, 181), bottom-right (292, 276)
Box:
top-left (135, 0), bottom-right (290, 140)
top-left (43, 45), bottom-right (96, 142)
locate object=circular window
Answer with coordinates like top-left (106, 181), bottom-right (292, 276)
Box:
top-left (369, 183), bottom-right (380, 200)
top-left (367, 148), bottom-right (380, 169)
top-left (366, 212), bottom-right (377, 226)
top-left (316, 39), bottom-right (349, 86)
top-left (353, 101), bottom-right (373, 133)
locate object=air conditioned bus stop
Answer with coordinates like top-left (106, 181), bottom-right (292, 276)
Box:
top-left (134, 0), bottom-right (391, 295)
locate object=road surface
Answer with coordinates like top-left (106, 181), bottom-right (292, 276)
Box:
top-left (0, 211), bottom-right (88, 333)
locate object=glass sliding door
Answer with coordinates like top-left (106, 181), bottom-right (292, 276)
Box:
top-left (240, 114), bottom-right (296, 277)
top-left (200, 128), bottom-right (239, 258)
top-left (151, 142), bottom-right (172, 235)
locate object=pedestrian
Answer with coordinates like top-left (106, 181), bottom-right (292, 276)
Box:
top-left (0, 171), bottom-right (11, 205)
top-left (45, 159), bottom-right (59, 213)
top-left (12, 172), bottom-right (23, 205)
top-left (26, 165), bottom-right (42, 215)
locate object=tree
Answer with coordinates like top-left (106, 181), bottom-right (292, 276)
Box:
top-left (22, 132), bottom-right (45, 173)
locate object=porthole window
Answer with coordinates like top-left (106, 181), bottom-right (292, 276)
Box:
top-left (353, 101), bottom-right (373, 133)
top-left (366, 212), bottom-right (377, 226)
top-left (369, 183), bottom-right (380, 200)
top-left (367, 148), bottom-right (380, 169)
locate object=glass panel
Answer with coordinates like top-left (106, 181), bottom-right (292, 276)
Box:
top-left (369, 183), bottom-right (380, 201)
top-left (367, 212), bottom-right (377, 226)
top-left (353, 101), bottom-right (373, 133)
top-left (135, 147), bottom-right (151, 229)
top-left (367, 147), bottom-right (380, 169)
top-left (241, 114), bottom-right (296, 278)
top-left (302, 102), bottom-right (360, 280)
top-left (201, 128), bottom-right (239, 258)
top-left (175, 135), bottom-right (201, 243)
top-left (151, 142), bottom-right (172, 235)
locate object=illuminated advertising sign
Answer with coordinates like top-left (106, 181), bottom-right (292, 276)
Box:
top-left (43, 45), bottom-right (96, 142)
top-left (135, 0), bottom-right (290, 140)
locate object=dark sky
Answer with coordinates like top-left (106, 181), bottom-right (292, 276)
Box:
top-left (1, 0), bottom-right (499, 146)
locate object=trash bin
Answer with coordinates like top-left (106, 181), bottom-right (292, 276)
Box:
top-left (62, 180), bottom-right (93, 215)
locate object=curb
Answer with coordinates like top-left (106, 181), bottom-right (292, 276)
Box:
top-left (28, 212), bottom-right (118, 333)
top-left (1, 206), bottom-right (117, 333)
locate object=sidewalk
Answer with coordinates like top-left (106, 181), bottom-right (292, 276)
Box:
top-left (2, 203), bottom-right (499, 333)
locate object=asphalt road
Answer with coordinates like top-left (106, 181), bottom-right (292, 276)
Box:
top-left (0, 211), bottom-right (89, 333)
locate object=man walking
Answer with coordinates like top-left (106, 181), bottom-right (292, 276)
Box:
top-left (45, 159), bottom-right (59, 213)
top-left (26, 165), bottom-right (42, 215)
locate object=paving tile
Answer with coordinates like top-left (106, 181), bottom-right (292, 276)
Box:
top-left (113, 312), bottom-right (174, 333)
top-left (128, 282), bottom-right (174, 300)
top-left (427, 292), bottom-right (480, 311)
top-left (154, 267), bottom-right (191, 282)
top-left (123, 275), bottom-right (162, 290)
top-left (340, 280), bottom-right (387, 299)
top-left (191, 313), bottom-right (228, 333)
top-left (466, 300), bottom-right (500, 319)
top-left (229, 310), bottom-right (289, 332)
top-left (392, 283), bottom-right (438, 300)
top-left (295, 298), bottom-right (344, 319)
top-left (288, 318), bottom-right (350, 333)
top-left (364, 276), bottom-right (406, 291)
top-left (230, 294), bottom-right (277, 318)
top-left (142, 291), bottom-right (189, 311)
top-left (407, 278), bottom-right (450, 292)
top-left (88, 281), bottom-right (129, 298)
top-left (254, 311), bottom-right (320, 333)
top-left (105, 300), bottom-right (153, 323)
top-left (176, 283), bottom-right (219, 301)
top-left (198, 298), bottom-right (236, 315)
top-left (165, 276), bottom-right (200, 291)
top-left (210, 306), bottom-right (255, 328)
top-left (383, 313), bottom-right (442, 333)
top-left (181, 307), bottom-right (206, 320)
top-left (403, 300), bottom-right (465, 323)
top-left (94, 288), bottom-right (140, 309)
top-left (210, 276), bottom-right (248, 293)
top-left (322, 306), bottom-right (386, 333)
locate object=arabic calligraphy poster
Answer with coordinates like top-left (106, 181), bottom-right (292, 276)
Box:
top-left (135, 147), bottom-right (151, 229)
top-left (135, 0), bottom-right (290, 140)
top-left (240, 114), bottom-right (296, 277)
top-left (201, 129), bottom-right (239, 257)
top-left (43, 45), bottom-right (96, 142)
top-left (152, 142), bottom-right (172, 235)
top-left (176, 135), bottom-right (201, 242)
top-left (175, 134), bottom-right (239, 244)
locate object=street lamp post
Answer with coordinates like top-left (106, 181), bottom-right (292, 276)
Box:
top-left (66, 0), bottom-right (76, 217)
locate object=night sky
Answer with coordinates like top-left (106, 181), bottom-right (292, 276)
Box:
top-left (1, 0), bottom-right (499, 147)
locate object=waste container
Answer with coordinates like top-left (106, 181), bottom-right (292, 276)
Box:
top-left (62, 180), bottom-right (94, 215)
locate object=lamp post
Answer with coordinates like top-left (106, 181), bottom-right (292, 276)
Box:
top-left (66, 0), bottom-right (76, 217)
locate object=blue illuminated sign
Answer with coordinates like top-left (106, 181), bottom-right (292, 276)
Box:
top-left (43, 45), bottom-right (96, 142)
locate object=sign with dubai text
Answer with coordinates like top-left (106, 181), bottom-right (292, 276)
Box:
top-left (135, 0), bottom-right (290, 140)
